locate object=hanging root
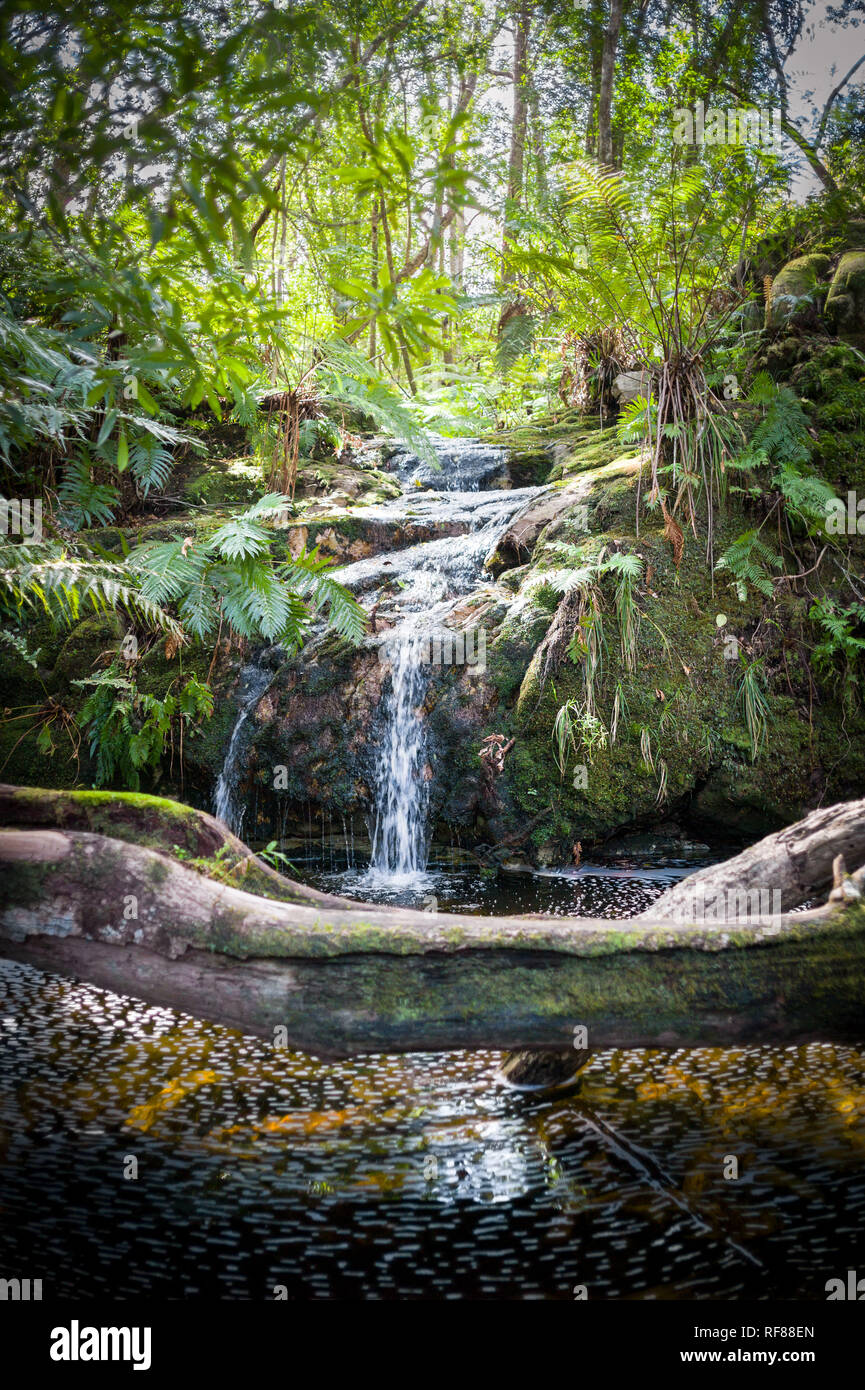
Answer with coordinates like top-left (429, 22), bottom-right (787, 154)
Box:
top-left (660, 495), bottom-right (685, 567)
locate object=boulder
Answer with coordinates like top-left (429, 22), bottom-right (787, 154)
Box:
top-left (766, 253), bottom-right (832, 330)
top-left (825, 250), bottom-right (865, 347)
top-left (483, 482), bottom-right (587, 575)
top-left (612, 370), bottom-right (653, 404)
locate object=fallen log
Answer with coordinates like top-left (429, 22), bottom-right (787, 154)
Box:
top-left (1, 813), bottom-right (864, 1055)
top-left (643, 798), bottom-right (865, 919)
top-left (0, 782), bottom-right (353, 909)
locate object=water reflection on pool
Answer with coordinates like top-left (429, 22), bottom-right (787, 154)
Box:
top-left (0, 865), bottom-right (863, 1300)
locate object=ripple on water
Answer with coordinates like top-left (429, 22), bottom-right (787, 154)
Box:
top-left (0, 953), bottom-right (863, 1300)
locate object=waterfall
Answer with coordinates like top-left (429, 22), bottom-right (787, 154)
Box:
top-left (212, 436), bottom-right (550, 877)
top-left (213, 658), bottom-right (274, 836)
top-left (365, 630), bottom-right (431, 886)
top-left (333, 439), bottom-right (551, 888)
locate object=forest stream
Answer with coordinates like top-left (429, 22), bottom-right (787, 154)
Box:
top-left (2, 437), bottom-right (863, 1302)
top-left (3, 0), bottom-right (865, 1331)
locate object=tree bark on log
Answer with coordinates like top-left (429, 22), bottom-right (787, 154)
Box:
top-left (0, 782), bottom-right (355, 910)
top-left (2, 796), bottom-right (865, 1056)
top-left (642, 798), bottom-right (865, 920)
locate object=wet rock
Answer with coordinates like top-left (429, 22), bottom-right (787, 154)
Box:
top-left (499, 1048), bottom-right (592, 1092)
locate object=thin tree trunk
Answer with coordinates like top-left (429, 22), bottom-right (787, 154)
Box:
top-left (369, 201), bottom-right (379, 362)
top-left (528, 78), bottom-right (548, 205)
top-left (597, 0), bottom-right (624, 168)
top-left (500, 4), bottom-right (530, 282)
top-left (379, 197), bottom-right (417, 393)
top-left (444, 209), bottom-right (464, 366)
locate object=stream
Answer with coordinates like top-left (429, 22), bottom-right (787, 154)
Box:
top-left (1, 439), bottom-right (861, 1302)
top-left (1, 954), bottom-right (863, 1300)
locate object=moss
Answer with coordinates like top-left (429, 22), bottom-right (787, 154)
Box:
top-left (766, 253), bottom-right (832, 330)
top-left (51, 613), bottom-right (125, 690)
top-left (146, 855), bottom-right (170, 886)
top-left (506, 447), bottom-right (552, 486)
top-left (462, 458), bottom-right (865, 853)
top-left (181, 456), bottom-right (265, 507)
top-left (0, 612), bottom-right (129, 788)
top-left (825, 250), bottom-right (865, 345)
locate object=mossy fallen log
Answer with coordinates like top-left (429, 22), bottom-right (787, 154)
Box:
top-left (0, 782), bottom-right (352, 908)
top-left (1, 815), bottom-right (864, 1055)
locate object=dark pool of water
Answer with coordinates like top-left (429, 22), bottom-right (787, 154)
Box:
top-left (295, 853), bottom-right (701, 917)
top-left (1, 909), bottom-right (863, 1300)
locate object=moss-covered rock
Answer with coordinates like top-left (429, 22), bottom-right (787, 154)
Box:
top-left (766, 253), bottom-right (832, 330)
top-left (181, 456), bottom-right (266, 507)
top-left (51, 613), bottom-right (125, 689)
top-left (825, 250), bottom-right (865, 346)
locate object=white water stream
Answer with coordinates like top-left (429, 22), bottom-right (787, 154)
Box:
top-left (214, 437), bottom-right (549, 878)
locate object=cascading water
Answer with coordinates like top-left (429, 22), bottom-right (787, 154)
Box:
top-left (213, 657), bottom-right (275, 836)
top-left (366, 629), bottom-right (431, 886)
top-left (337, 438), bottom-right (550, 889)
top-left (212, 437), bottom-right (549, 877)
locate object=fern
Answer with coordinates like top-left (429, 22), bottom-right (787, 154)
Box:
top-left (317, 339), bottom-right (439, 471)
top-left (732, 380), bottom-right (837, 527)
top-left (546, 543), bottom-right (643, 673)
top-left (127, 495), bottom-right (365, 649)
top-left (0, 627), bottom-right (40, 667)
top-left (772, 464), bottom-right (839, 529)
top-left (809, 598), bottom-right (865, 708)
top-left (58, 455), bottom-right (120, 529)
top-left (75, 668), bottom-right (214, 790)
top-left (0, 539), bottom-right (183, 638)
top-left (604, 551), bottom-right (643, 673)
top-left (285, 551), bottom-right (369, 645)
top-left (129, 433), bottom-right (174, 498)
top-left (715, 529), bottom-right (783, 599)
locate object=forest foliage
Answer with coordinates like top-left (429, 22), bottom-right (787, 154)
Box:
top-left (1, 0), bottom-right (864, 787)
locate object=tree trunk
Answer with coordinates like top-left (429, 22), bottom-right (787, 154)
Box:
top-left (379, 197), bottom-right (417, 393)
top-left (528, 78), bottom-right (548, 205)
top-left (642, 799), bottom-right (865, 919)
top-left (501, 4), bottom-right (530, 279)
top-left (497, 5), bottom-right (531, 352)
top-left (369, 202), bottom-right (379, 362)
top-left (2, 794), bottom-right (865, 1056)
top-left (597, 0), bottom-right (624, 168)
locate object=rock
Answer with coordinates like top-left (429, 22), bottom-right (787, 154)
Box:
top-left (825, 251), bottom-right (865, 346)
top-left (181, 457), bottom-right (264, 507)
top-left (498, 1048), bottom-right (593, 1092)
top-left (499, 564), bottom-right (530, 593)
top-left (483, 482), bottom-right (587, 575)
top-left (766, 253), bottom-right (832, 330)
top-left (612, 369), bottom-right (653, 404)
top-left (51, 612), bottom-right (125, 688)
top-left (500, 858), bottom-right (534, 874)
top-left (839, 220), bottom-right (865, 252)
